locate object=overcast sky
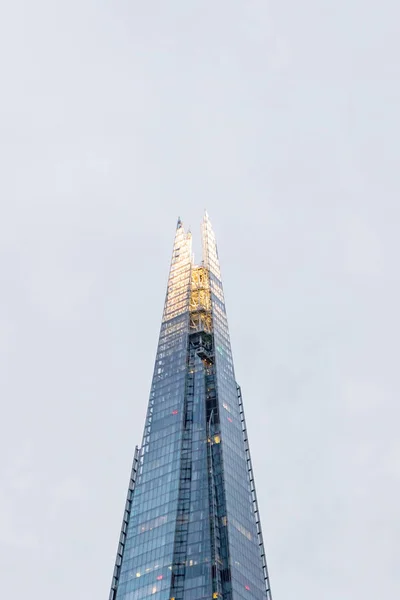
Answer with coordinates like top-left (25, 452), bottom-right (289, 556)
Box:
top-left (1, 1), bottom-right (399, 599)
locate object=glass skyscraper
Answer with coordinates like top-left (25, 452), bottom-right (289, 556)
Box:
top-left (109, 213), bottom-right (272, 600)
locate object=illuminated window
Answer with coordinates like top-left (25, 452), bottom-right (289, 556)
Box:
top-left (231, 516), bottom-right (252, 541)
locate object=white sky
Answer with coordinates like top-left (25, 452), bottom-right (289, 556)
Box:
top-left (0, 1), bottom-right (399, 599)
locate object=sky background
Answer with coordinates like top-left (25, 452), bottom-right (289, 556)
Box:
top-left (1, 1), bottom-right (399, 599)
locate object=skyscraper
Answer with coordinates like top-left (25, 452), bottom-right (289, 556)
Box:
top-left (109, 213), bottom-right (272, 600)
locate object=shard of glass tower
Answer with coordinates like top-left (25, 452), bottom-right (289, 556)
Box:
top-left (109, 213), bottom-right (272, 600)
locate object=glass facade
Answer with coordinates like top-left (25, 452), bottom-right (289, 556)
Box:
top-left (109, 215), bottom-right (272, 600)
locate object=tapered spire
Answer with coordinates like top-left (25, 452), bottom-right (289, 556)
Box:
top-left (162, 218), bottom-right (192, 323)
top-left (202, 211), bottom-right (221, 279)
top-left (109, 214), bottom-right (272, 600)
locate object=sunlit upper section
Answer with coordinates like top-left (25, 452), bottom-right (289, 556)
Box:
top-left (162, 213), bottom-right (223, 326)
top-left (201, 211), bottom-right (222, 280)
top-left (162, 218), bottom-right (192, 322)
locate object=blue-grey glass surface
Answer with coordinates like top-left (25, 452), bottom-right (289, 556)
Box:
top-left (203, 214), bottom-right (267, 600)
top-left (115, 221), bottom-right (194, 600)
top-left (110, 215), bottom-right (271, 600)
